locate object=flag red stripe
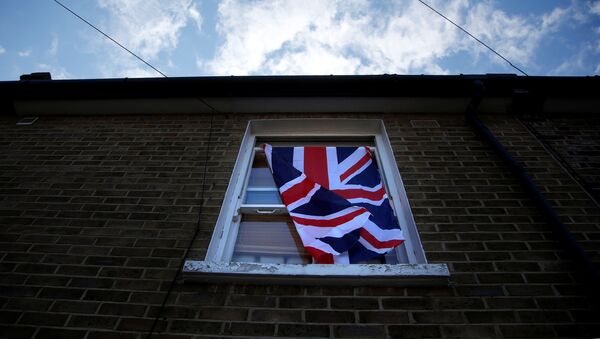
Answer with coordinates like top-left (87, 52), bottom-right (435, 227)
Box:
top-left (281, 177), bottom-right (315, 206)
top-left (333, 186), bottom-right (386, 200)
top-left (360, 228), bottom-right (404, 248)
top-left (305, 246), bottom-right (334, 264)
top-left (340, 150), bottom-right (371, 182)
top-left (292, 208), bottom-right (368, 227)
top-left (304, 147), bottom-right (330, 189)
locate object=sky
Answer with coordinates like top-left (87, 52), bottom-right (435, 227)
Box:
top-left (0, 0), bottom-right (599, 80)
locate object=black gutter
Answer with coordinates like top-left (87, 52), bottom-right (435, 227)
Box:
top-left (465, 80), bottom-right (600, 289)
top-left (1, 74), bottom-right (598, 101)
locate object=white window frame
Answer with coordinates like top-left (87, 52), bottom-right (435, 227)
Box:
top-left (183, 119), bottom-right (449, 285)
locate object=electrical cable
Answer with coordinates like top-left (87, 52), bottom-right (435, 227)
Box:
top-left (53, 0), bottom-right (221, 114)
top-left (54, 2), bottom-right (221, 335)
top-left (146, 111), bottom-right (215, 338)
top-left (416, 0), bottom-right (529, 76)
top-left (53, 0), bottom-right (168, 78)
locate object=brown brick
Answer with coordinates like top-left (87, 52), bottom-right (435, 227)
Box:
top-left (69, 277), bottom-right (114, 289)
top-left (465, 311), bottom-right (516, 323)
top-left (15, 263), bottom-right (57, 274)
top-left (35, 327), bottom-right (87, 339)
top-left (113, 278), bottom-right (160, 291)
top-left (223, 322), bottom-right (275, 336)
top-left (131, 291), bottom-right (167, 305)
top-left (5, 298), bottom-right (52, 311)
top-left (85, 256), bottom-right (127, 266)
top-left (499, 324), bottom-right (555, 338)
top-left (38, 287), bottom-right (84, 300)
top-left (506, 285), bottom-right (555, 296)
top-left (67, 315), bottom-right (118, 329)
top-left (333, 325), bottom-right (385, 338)
top-left (251, 309), bottom-right (302, 322)
top-left (118, 317), bottom-right (167, 332)
top-left (57, 265), bottom-right (100, 276)
top-left (196, 307), bottom-right (247, 321)
top-left (98, 303), bottom-right (146, 317)
top-left (412, 311), bottom-right (464, 324)
top-left (0, 325), bottom-right (37, 339)
top-left (331, 297), bottom-right (379, 310)
top-left (306, 310), bottom-right (355, 323)
top-left (25, 275), bottom-right (70, 287)
top-left (50, 300), bottom-right (100, 314)
top-left (486, 298), bottom-right (536, 309)
top-left (382, 297), bottom-right (433, 310)
top-left (99, 267), bottom-right (143, 279)
top-left (19, 311), bottom-right (68, 326)
top-left (279, 296), bottom-right (327, 309)
top-left (178, 292), bottom-right (226, 306)
top-left (442, 325), bottom-right (497, 338)
top-left (227, 295), bottom-right (276, 307)
top-left (43, 254), bottom-right (85, 265)
top-left (0, 310), bottom-right (21, 324)
top-left (84, 289), bottom-right (130, 302)
top-left (87, 331), bottom-right (139, 339)
top-left (110, 247), bottom-right (152, 257)
top-left (126, 257), bottom-right (170, 268)
top-left (388, 325), bottom-right (441, 338)
top-left (277, 324), bottom-right (330, 337)
top-left (436, 297), bottom-right (485, 309)
top-left (518, 310), bottom-right (570, 323)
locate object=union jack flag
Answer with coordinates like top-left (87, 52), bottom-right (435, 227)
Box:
top-left (263, 144), bottom-right (405, 264)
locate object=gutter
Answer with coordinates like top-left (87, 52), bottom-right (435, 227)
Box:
top-left (465, 80), bottom-right (600, 289)
top-left (3, 74), bottom-right (599, 116)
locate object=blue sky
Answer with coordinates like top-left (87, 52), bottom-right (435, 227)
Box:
top-left (0, 0), bottom-right (599, 80)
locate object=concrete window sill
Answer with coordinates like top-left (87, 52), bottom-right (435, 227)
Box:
top-left (183, 260), bottom-right (450, 286)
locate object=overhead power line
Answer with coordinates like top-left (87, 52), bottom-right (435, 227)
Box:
top-left (417, 0), bottom-right (529, 76)
top-left (53, 0), bottom-right (168, 78)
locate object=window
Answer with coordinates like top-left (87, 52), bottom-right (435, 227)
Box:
top-left (184, 119), bottom-right (449, 285)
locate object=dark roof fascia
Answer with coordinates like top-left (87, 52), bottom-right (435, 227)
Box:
top-left (2, 74), bottom-right (599, 101)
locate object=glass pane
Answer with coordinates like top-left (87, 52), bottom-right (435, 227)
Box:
top-left (232, 219), bottom-right (311, 265)
top-left (244, 190), bottom-right (282, 204)
top-left (247, 167), bottom-right (276, 188)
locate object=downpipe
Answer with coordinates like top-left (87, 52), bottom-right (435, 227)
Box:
top-left (465, 80), bottom-right (600, 289)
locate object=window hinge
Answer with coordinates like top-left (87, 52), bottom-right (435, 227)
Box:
top-left (232, 209), bottom-right (241, 222)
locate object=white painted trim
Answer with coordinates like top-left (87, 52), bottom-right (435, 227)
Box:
top-left (183, 260), bottom-right (450, 286)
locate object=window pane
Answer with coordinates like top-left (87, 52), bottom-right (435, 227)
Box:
top-left (232, 217), bottom-right (311, 265)
top-left (247, 167), bottom-right (276, 188)
top-left (244, 190), bottom-right (282, 204)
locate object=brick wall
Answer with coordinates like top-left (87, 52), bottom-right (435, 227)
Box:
top-left (524, 117), bottom-right (600, 203)
top-left (1, 113), bottom-right (599, 338)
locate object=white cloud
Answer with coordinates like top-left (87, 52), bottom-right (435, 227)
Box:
top-left (462, 2), bottom-right (569, 70)
top-left (18, 50), bottom-right (31, 57)
top-left (199, 0), bottom-right (579, 75)
top-left (36, 63), bottom-right (72, 79)
top-left (591, 1), bottom-right (600, 16)
top-left (94, 0), bottom-right (203, 77)
top-left (49, 35), bottom-right (59, 56)
top-left (0, 46), bottom-right (5, 55)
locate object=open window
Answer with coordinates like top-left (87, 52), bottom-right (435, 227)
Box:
top-left (184, 119), bottom-right (449, 285)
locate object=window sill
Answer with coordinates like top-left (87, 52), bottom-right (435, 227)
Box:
top-left (183, 260), bottom-right (450, 286)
